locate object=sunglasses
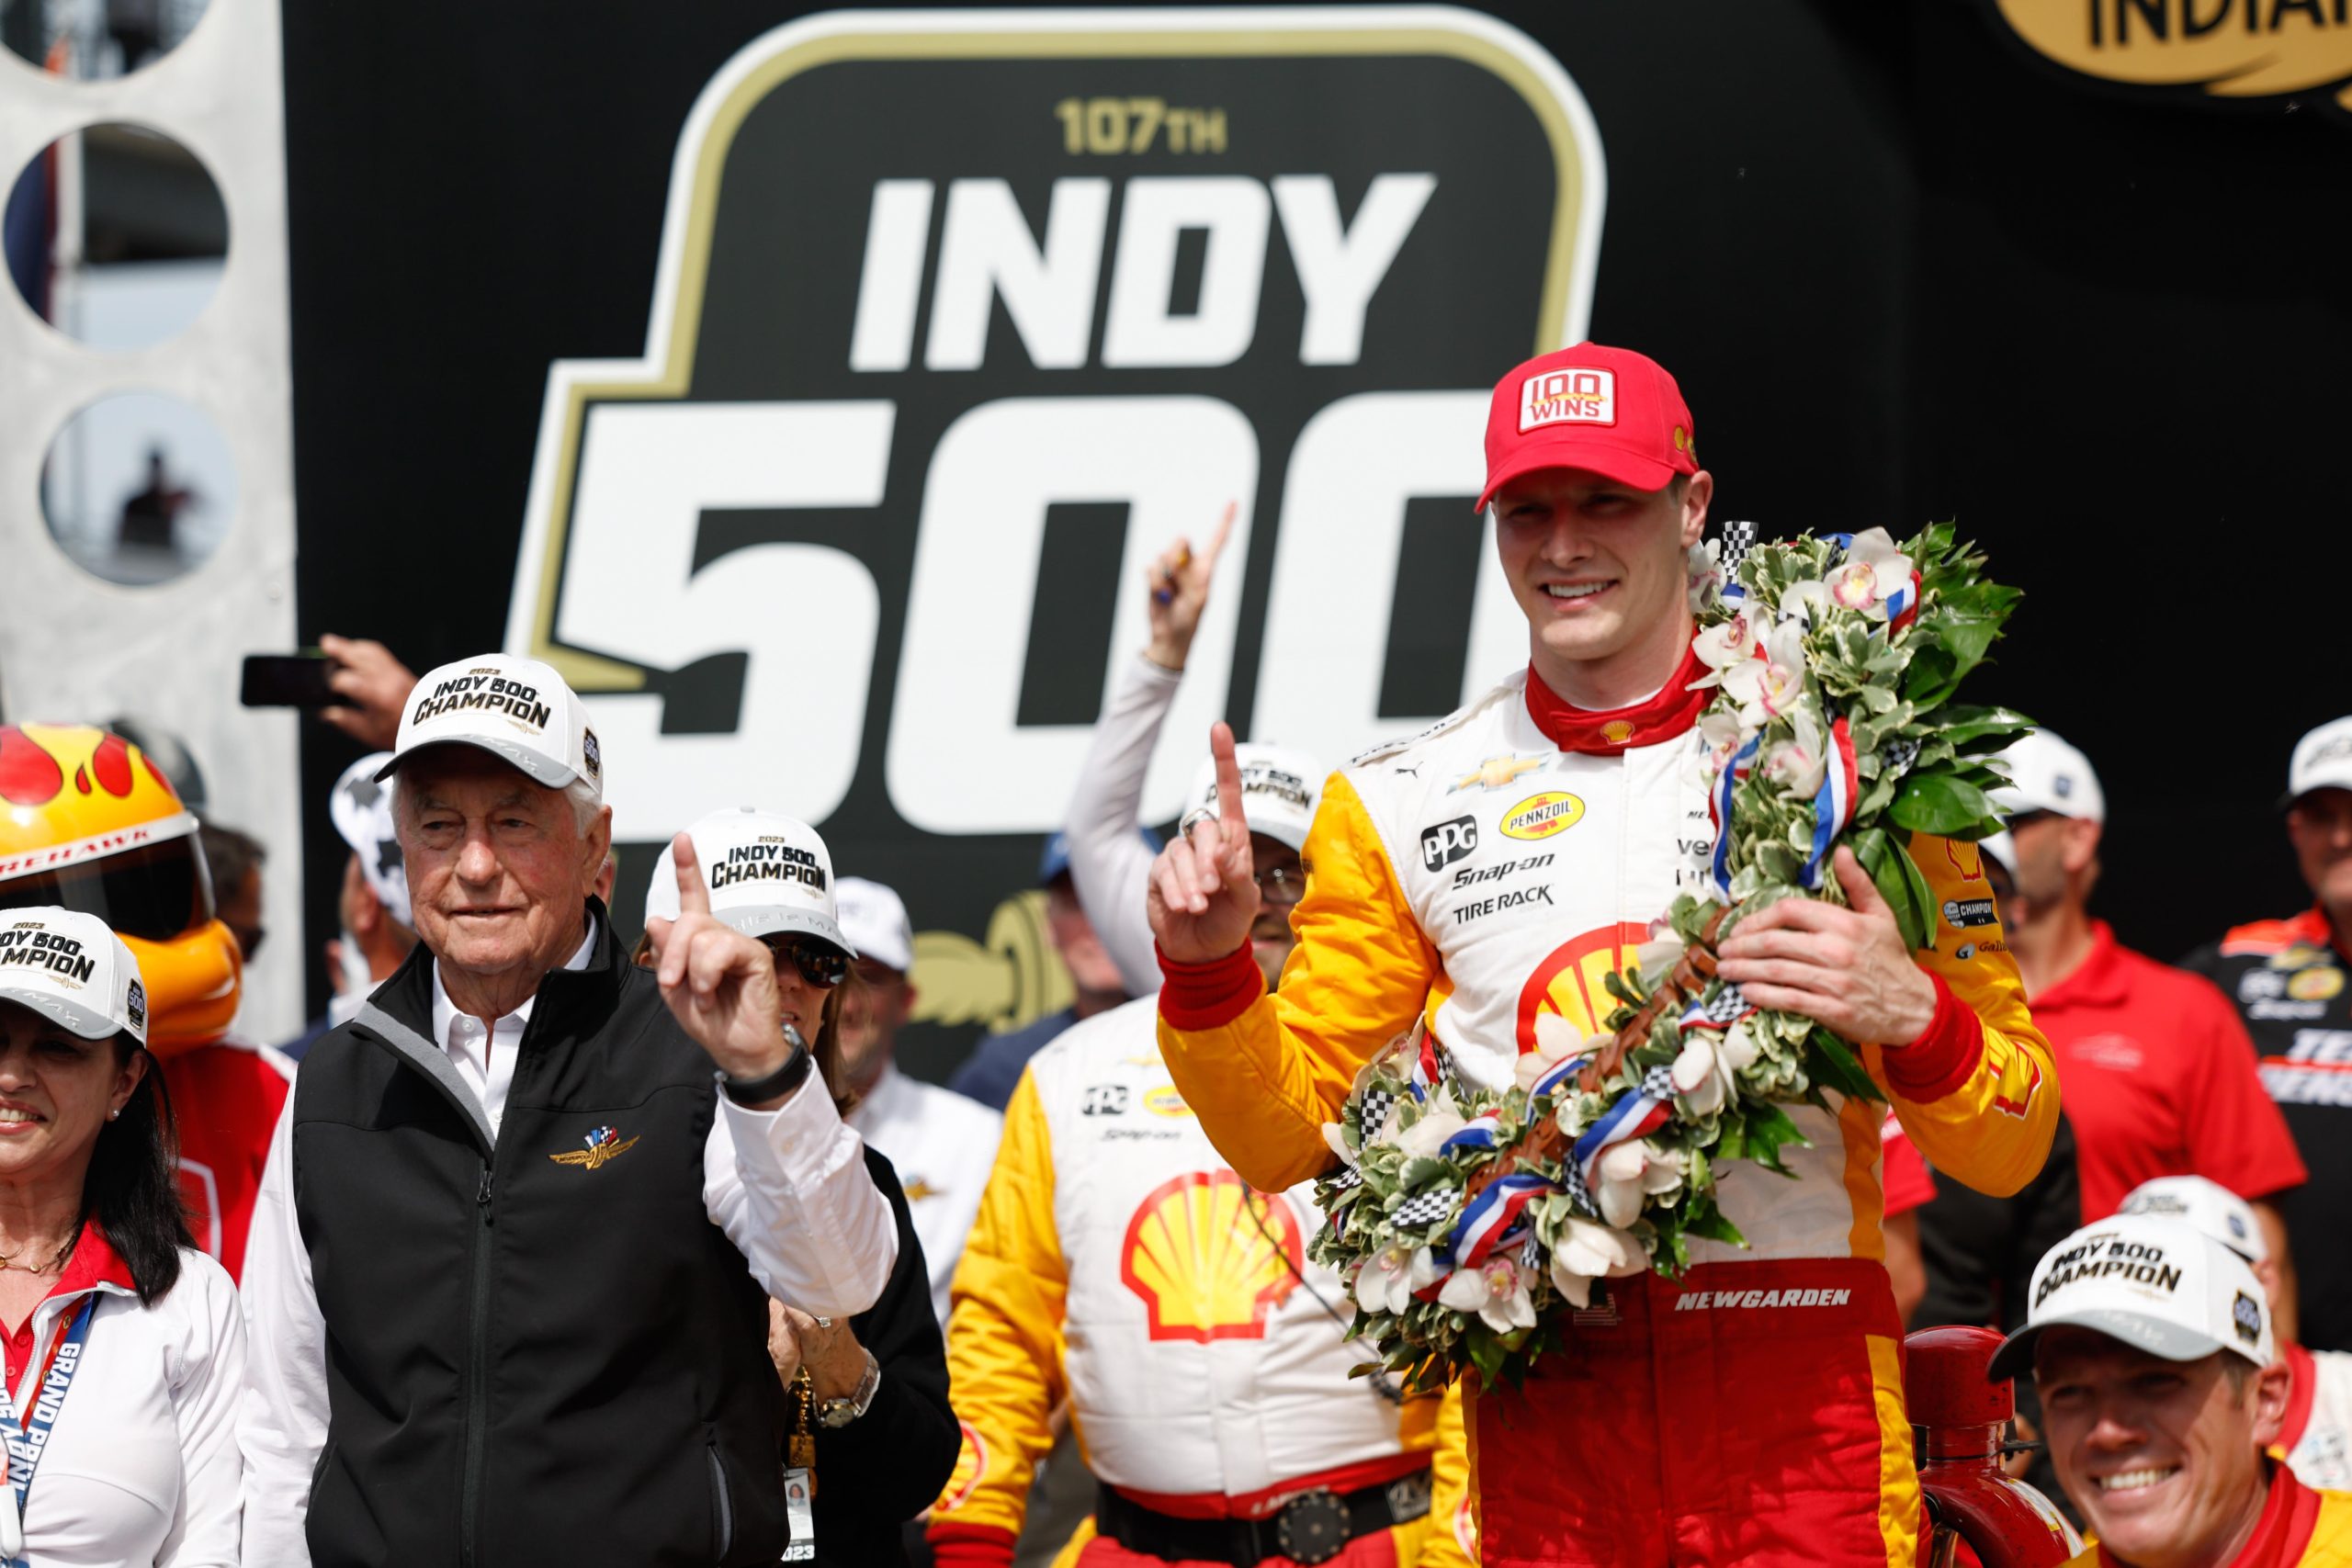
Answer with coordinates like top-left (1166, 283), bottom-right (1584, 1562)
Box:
top-left (761, 934), bottom-right (850, 988)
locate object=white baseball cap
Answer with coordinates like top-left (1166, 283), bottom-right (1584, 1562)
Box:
top-left (1182, 744), bottom-right (1323, 852)
top-left (834, 878), bottom-right (913, 974)
top-left (330, 754), bottom-right (412, 930)
top-left (2285, 717), bottom-right (2352, 807)
top-left (0, 907), bottom-right (148, 1046)
top-left (643, 807), bottom-right (852, 955)
top-left (2118, 1175), bottom-right (2267, 1264)
top-left (377, 653), bottom-right (603, 798)
top-left (1990, 1214), bottom-right (2272, 1382)
top-left (1993, 729), bottom-right (2105, 824)
top-left (1977, 829), bottom-right (2018, 878)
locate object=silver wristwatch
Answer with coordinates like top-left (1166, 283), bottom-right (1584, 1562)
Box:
top-left (817, 1349), bottom-right (882, 1427)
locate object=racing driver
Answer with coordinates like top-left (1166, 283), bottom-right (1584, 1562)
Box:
top-left (0, 722), bottom-right (289, 1278)
top-left (1146, 344), bottom-right (2061, 1567)
top-left (929, 748), bottom-right (1445, 1568)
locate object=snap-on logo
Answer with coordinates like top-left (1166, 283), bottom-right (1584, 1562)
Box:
top-left (1519, 367), bottom-right (1616, 431)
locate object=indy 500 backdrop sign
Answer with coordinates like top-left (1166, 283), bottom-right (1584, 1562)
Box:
top-left (503, 7), bottom-right (1601, 1010)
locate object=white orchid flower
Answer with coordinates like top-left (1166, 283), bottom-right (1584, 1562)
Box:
top-left (1322, 1121), bottom-right (1356, 1168)
top-left (1686, 540), bottom-right (1726, 614)
top-left (1827, 529), bottom-right (1916, 613)
top-left (1515, 1012), bottom-right (1592, 1090)
top-left (1718, 1019), bottom-right (1763, 1076)
top-left (1671, 1034), bottom-right (1731, 1118)
top-left (1724, 619), bottom-right (1807, 729)
top-left (1353, 1243), bottom-right (1418, 1315)
top-left (1549, 1217), bottom-right (1651, 1307)
top-left (1596, 1138), bottom-right (1686, 1228)
top-left (1687, 614), bottom-right (1758, 688)
top-left (1439, 1253), bottom-right (1539, 1335)
top-left (1398, 1100), bottom-right (1470, 1160)
top-left (1762, 707), bottom-right (1829, 797)
top-left (1781, 579), bottom-right (1831, 625)
top-left (1634, 933), bottom-right (1686, 990)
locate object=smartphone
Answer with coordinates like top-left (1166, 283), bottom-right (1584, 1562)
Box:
top-left (240, 652), bottom-right (340, 709)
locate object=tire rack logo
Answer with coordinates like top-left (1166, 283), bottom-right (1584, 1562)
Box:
top-left (504, 7), bottom-right (1602, 1022)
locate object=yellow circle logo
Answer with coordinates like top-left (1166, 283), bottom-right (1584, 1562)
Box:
top-left (1145, 1084), bottom-right (1194, 1118)
top-left (2290, 966), bottom-right (2345, 1002)
top-left (1501, 791), bottom-right (1586, 841)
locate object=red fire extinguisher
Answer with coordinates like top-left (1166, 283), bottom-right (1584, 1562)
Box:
top-left (1907, 1325), bottom-right (2081, 1568)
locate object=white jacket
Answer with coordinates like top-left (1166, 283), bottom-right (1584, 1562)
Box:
top-left (6, 1237), bottom-right (243, 1567)
top-left (2286, 1342), bottom-right (2352, 1492)
top-left (848, 1064), bottom-right (1003, 1324)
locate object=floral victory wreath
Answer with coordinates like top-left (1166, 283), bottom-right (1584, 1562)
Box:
top-left (1311, 524), bottom-right (2030, 1392)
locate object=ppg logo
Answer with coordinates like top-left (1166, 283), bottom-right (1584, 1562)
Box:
top-left (1421, 817), bottom-right (1478, 873)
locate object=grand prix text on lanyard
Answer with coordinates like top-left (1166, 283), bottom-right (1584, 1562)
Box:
top-left (0, 1297), bottom-right (97, 1567)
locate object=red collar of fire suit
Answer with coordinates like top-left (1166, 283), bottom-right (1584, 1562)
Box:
top-left (1521, 646), bottom-right (1709, 757)
top-left (2098, 1463), bottom-right (2321, 1568)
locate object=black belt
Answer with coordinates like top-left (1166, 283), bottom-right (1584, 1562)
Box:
top-left (1094, 1471), bottom-right (1432, 1567)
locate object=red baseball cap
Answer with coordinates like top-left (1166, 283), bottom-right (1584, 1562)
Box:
top-left (1476, 343), bottom-right (1700, 511)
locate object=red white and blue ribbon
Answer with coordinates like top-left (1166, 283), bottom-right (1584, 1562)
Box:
top-left (1709, 735), bottom-right (1759, 898)
top-left (1568, 1073), bottom-right (1675, 1194)
top-left (1439, 1110), bottom-right (1505, 1156)
top-left (1405, 1032), bottom-right (1445, 1103)
top-left (1799, 716), bottom-right (1862, 891)
top-left (1442, 1171), bottom-right (1554, 1269)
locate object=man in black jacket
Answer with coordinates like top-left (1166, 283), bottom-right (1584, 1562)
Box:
top-left (239, 652), bottom-right (898, 1567)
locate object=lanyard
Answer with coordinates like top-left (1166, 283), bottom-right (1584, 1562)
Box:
top-left (0, 1295), bottom-right (96, 1567)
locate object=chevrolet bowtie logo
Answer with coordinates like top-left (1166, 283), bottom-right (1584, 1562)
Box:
top-left (549, 1124), bottom-right (639, 1171)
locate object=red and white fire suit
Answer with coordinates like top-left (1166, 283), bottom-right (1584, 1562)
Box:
top-left (1157, 659), bottom-right (2061, 1568)
top-left (930, 996), bottom-right (1442, 1568)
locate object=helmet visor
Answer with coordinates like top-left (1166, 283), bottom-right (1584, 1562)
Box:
top-left (0, 838), bottom-right (215, 943)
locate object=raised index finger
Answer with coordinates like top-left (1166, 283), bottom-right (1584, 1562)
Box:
top-left (1210, 722), bottom-right (1248, 840)
top-left (671, 831), bottom-right (711, 918)
top-left (1197, 501), bottom-right (1238, 575)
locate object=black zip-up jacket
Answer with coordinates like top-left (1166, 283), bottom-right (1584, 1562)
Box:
top-left (810, 1147), bottom-right (958, 1566)
top-left (290, 903), bottom-right (792, 1566)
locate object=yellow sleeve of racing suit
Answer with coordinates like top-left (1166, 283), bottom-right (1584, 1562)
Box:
top-left (1413, 1379), bottom-right (1480, 1567)
top-left (1866, 831), bottom-right (2061, 1200)
top-left (928, 1069), bottom-right (1068, 1564)
top-left (1157, 772), bottom-right (1438, 1193)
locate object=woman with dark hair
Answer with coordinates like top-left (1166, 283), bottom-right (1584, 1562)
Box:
top-left (0, 907), bottom-right (243, 1565)
top-left (642, 809), bottom-right (959, 1567)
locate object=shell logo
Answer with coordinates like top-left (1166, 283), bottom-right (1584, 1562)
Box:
top-left (1143, 1084), bottom-right (1193, 1119)
top-left (1991, 1048), bottom-right (2043, 1120)
top-left (1600, 719), bottom-right (1636, 746)
top-left (934, 1418), bottom-right (989, 1513)
top-left (1119, 1171), bottom-right (1303, 1342)
top-left (1500, 791), bottom-right (1585, 841)
top-left (1513, 921), bottom-right (1650, 1053)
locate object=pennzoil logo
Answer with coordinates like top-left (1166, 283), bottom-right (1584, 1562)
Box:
top-left (1501, 790), bottom-right (1585, 841)
top-left (1143, 1084), bottom-right (1194, 1119)
top-left (549, 1124), bottom-right (640, 1171)
top-left (1984, 0), bottom-right (2352, 119)
top-left (506, 8), bottom-right (1603, 854)
top-left (1119, 1170), bottom-right (1304, 1342)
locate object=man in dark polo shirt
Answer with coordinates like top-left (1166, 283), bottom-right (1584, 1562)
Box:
top-left (2186, 716), bottom-right (2352, 1355)
top-left (240, 653), bottom-right (897, 1566)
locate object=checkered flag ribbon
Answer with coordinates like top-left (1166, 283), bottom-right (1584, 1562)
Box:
top-left (1717, 519), bottom-right (1759, 579)
top-left (1685, 983), bottom-right (1753, 1031)
top-left (1521, 1235), bottom-right (1544, 1273)
top-left (1327, 1165), bottom-right (1364, 1194)
top-left (1882, 738), bottom-right (1922, 778)
top-left (1389, 1189), bottom-right (1462, 1230)
top-left (1355, 1086), bottom-right (1397, 1141)
top-left (1561, 1156), bottom-right (1593, 1215)
top-left (1639, 1064), bottom-right (1678, 1101)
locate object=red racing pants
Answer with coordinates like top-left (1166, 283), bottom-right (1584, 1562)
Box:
top-left (1056, 1521), bottom-right (1420, 1568)
top-left (1467, 1258), bottom-right (1918, 1568)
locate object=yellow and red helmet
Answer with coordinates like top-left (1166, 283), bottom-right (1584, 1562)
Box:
top-left (0, 724), bottom-right (241, 1055)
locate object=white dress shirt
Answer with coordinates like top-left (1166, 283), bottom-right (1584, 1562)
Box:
top-left (238, 918), bottom-right (896, 1566)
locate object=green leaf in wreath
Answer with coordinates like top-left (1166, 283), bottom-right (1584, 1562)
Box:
top-left (1466, 1325), bottom-right (1506, 1387)
top-left (1888, 773), bottom-right (1996, 837)
top-left (1804, 1027), bottom-right (1885, 1105)
top-left (1743, 1102), bottom-right (1811, 1176)
top-left (1849, 828), bottom-right (1925, 952)
top-left (1895, 838), bottom-right (1939, 953)
top-left (1397, 1156), bottom-right (1457, 1192)
top-left (1932, 705), bottom-right (2035, 750)
top-left (1683, 1193), bottom-right (1747, 1247)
